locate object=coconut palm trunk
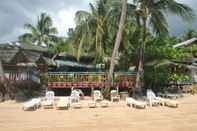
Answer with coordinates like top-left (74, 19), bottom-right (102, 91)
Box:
top-left (135, 17), bottom-right (147, 95)
top-left (0, 60), bottom-right (6, 101)
top-left (109, 0), bottom-right (127, 79)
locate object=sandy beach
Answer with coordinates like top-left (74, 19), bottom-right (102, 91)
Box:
top-left (1, 95), bottom-right (197, 131)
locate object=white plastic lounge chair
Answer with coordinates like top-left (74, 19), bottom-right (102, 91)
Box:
top-left (165, 99), bottom-right (179, 108)
top-left (147, 90), bottom-right (179, 107)
top-left (126, 97), bottom-right (146, 109)
top-left (23, 98), bottom-right (41, 111)
top-left (88, 101), bottom-right (97, 108)
top-left (155, 96), bottom-right (179, 107)
top-left (158, 91), bottom-right (183, 99)
top-left (56, 97), bottom-right (69, 110)
top-left (93, 90), bottom-right (103, 102)
top-left (71, 102), bottom-right (81, 109)
top-left (147, 89), bottom-right (161, 106)
top-left (70, 90), bottom-right (80, 103)
top-left (100, 100), bottom-right (109, 108)
top-left (70, 90), bottom-right (81, 109)
top-left (42, 91), bottom-right (55, 109)
top-left (110, 90), bottom-right (120, 102)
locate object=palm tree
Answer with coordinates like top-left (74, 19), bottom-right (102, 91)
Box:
top-left (19, 13), bottom-right (58, 48)
top-left (74, 0), bottom-right (112, 62)
top-left (183, 29), bottom-right (197, 40)
top-left (132, 0), bottom-right (194, 94)
top-left (109, 0), bottom-right (127, 79)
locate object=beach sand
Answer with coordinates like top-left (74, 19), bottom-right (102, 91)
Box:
top-left (1, 95), bottom-right (197, 131)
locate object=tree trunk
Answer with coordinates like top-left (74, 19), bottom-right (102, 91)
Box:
top-left (135, 17), bottom-right (147, 96)
top-left (0, 60), bottom-right (5, 85)
top-left (109, 0), bottom-right (127, 80)
top-left (77, 35), bottom-right (85, 61)
top-left (0, 60), bottom-right (6, 101)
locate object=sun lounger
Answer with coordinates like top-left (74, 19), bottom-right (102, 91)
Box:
top-left (126, 97), bottom-right (146, 109)
top-left (148, 90), bottom-right (179, 107)
top-left (165, 99), bottom-right (179, 108)
top-left (23, 98), bottom-right (41, 111)
top-left (158, 92), bottom-right (184, 99)
top-left (110, 90), bottom-right (120, 102)
top-left (71, 102), bottom-right (81, 109)
top-left (147, 90), bottom-right (161, 106)
top-left (42, 91), bottom-right (55, 109)
top-left (165, 93), bottom-right (181, 99)
top-left (100, 101), bottom-right (109, 108)
top-left (70, 90), bottom-right (80, 103)
top-left (93, 90), bottom-right (103, 102)
top-left (42, 100), bottom-right (54, 109)
top-left (56, 97), bottom-right (69, 110)
top-left (88, 101), bottom-right (97, 108)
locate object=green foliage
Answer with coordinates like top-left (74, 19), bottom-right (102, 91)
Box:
top-left (169, 73), bottom-right (192, 82)
top-left (101, 86), bottom-right (111, 99)
top-left (40, 73), bottom-right (49, 86)
top-left (17, 1), bottom-right (196, 93)
top-left (144, 34), bottom-right (194, 90)
top-left (19, 13), bottom-right (58, 48)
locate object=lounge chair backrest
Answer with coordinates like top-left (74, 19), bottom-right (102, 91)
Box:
top-left (147, 89), bottom-right (156, 100)
top-left (70, 90), bottom-right (80, 103)
top-left (46, 91), bottom-right (55, 101)
top-left (94, 90), bottom-right (102, 98)
top-left (111, 90), bottom-right (118, 97)
top-left (31, 98), bottom-right (41, 104)
top-left (71, 90), bottom-right (80, 97)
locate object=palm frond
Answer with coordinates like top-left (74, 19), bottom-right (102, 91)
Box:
top-left (149, 10), bottom-right (168, 35)
top-left (75, 11), bottom-right (91, 25)
top-left (164, 0), bottom-right (195, 21)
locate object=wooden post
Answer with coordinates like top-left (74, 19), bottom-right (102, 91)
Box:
top-left (91, 87), bottom-right (94, 99)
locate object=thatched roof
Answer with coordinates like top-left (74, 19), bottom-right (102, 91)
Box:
top-left (8, 50), bottom-right (42, 64)
top-left (0, 49), bottom-right (19, 63)
top-left (18, 42), bottom-right (48, 52)
top-left (0, 41), bottom-right (47, 52)
top-left (173, 38), bottom-right (197, 48)
top-left (0, 41), bottom-right (50, 65)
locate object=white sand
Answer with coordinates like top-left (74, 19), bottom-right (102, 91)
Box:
top-left (0, 95), bottom-right (197, 131)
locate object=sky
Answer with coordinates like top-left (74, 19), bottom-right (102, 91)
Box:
top-left (0, 0), bottom-right (197, 42)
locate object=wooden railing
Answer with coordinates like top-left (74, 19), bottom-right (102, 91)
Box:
top-left (48, 72), bottom-right (136, 88)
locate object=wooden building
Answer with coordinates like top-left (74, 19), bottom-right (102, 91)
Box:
top-left (47, 53), bottom-right (136, 96)
top-left (173, 38), bottom-right (197, 83)
top-left (0, 42), bottom-right (49, 83)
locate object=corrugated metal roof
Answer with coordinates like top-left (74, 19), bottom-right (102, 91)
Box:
top-left (173, 37), bottom-right (197, 48)
top-left (55, 60), bottom-right (95, 69)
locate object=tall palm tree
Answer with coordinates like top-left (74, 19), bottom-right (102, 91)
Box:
top-left (109, 0), bottom-right (127, 79)
top-left (19, 13), bottom-right (58, 48)
top-left (74, 0), bottom-right (112, 62)
top-left (133, 0), bottom-right (195, 94)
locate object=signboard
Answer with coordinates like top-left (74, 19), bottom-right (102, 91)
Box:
top-left (48, 72), bottom-right (136, 88)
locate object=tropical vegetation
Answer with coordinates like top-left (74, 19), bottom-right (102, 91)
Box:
top-left (18, 0), bottom-right (196, 95)
top-left (19, 13), bottom-right (58, 48)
